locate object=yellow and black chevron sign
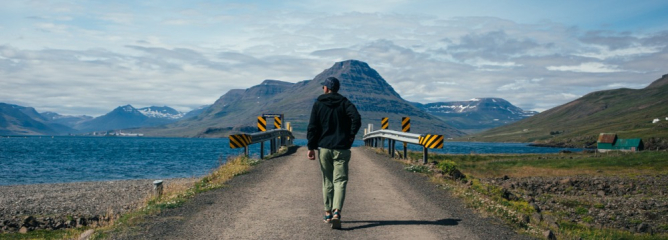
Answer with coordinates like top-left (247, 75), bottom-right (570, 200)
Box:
top-left (229, 134), bottom-right (251, 149)
top-left (274, 116), bottom-right (282, 129)
top-left (381, 117), bottom-right (389, 129)
top-left (419, 134), bottom-right (444, 149)
top-left (257, 116), bottom-right (266, 132)
top-left (402, 117), bottom-right (410, 132)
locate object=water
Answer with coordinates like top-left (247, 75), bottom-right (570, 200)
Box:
top-left (0, 136), bottom-right (579, 186)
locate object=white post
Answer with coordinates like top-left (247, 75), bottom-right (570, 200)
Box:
top-left (153, 180), bottom-right (163, 198)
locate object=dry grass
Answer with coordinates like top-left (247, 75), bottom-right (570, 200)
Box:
top-left (87, 153), bottom-right (263, 240)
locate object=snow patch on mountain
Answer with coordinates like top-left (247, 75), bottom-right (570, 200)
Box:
top-left (138, 106), bottom-right (185, 119)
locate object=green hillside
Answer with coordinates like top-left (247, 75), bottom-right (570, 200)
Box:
top-left (470, 74), bottom-right (668, 149)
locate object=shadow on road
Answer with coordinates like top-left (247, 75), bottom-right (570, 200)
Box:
top-left (266, 145), bottom-right (300, 159)
top-left (341, 218), bottom-right (461, 231)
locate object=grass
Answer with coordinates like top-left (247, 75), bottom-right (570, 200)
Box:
top-left (396, 148), bottom-right (668, 239)
top-left (1, 146), bottom-right (287, 240)
top-left (411, 151), bottom-right (668, 178)
top-left (92, 152), bottom-right (267, 239)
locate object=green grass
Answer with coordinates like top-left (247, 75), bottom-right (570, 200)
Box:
top-left (398, 148), bottom-right (668, 239)
top-left (414, 151), bottom-right (668, 178)
top-left (0, 229), bottom-right (82, 240)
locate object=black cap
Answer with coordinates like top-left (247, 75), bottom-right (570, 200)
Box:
top-left (322, 77), bottom-right (340, 92)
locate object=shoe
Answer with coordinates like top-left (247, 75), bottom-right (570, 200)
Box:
top-left (330, 211), bottom-right (341, 229)
top-left (323, 213), bottom-right (333, 223)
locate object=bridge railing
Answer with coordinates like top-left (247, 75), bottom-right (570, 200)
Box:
top-left (229, 129), bottom-right (295, 158)
top-left (362, 123), bottom-right (443, 164)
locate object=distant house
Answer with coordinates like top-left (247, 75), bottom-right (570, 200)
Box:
top-left (653, 118), bottom-right (660, 123)
top-left (597, 133), bottom-right (644, 153)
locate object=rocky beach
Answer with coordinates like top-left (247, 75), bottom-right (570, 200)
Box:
top-left (0, 179), bottom-right (195, 233)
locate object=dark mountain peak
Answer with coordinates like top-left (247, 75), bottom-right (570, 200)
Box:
top-left (260, 79), bottom-right (293, 86)
top-left (116, 104), bottom-right (137, 112)
top-left (312, 59), bottom-right (401, 99)
top-left (646, 74), bottom-right (668, 89)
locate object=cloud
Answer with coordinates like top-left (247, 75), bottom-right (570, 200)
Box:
top-left (1, 2), bottom-right (668, 117)
top-left (547, 62), bottom-right (623, 73)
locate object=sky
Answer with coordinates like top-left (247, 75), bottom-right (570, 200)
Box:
top-left (1, 0), bottom-right (668, 116)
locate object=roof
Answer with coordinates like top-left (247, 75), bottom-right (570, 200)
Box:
top-left (598, 133), bottom-right (617, 144)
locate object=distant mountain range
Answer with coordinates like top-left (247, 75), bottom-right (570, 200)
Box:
top-left (0, 104), bottom-right (190, 135)
top-left (141, 60), bottom-right (467, 138)
top-left (473, 74), bottom-right (668, 148)
top-left (412, 98), bottom-right (537, 133)
top-left (1, 59), bottom-right (544, 138)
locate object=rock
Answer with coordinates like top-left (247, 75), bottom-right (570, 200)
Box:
top-left (78, 229), bottom-right (95, 240)
top-left (520, 214), bottom-right (530, 225)
top-left (19, 226), bottom-right (28, 234)
top-left (531, 212), bottom-right (542, 224)
top-left (597, 190), bottom-right (606, 197)
top-left (559, 178), bottom-right (572, 186)
top-left (22, 216), bottom-right (39, 228)
top-left (543, 230), bottom-right (557, 240)
top-left (76, 217), bottom-right (87, 227)
top-left (530, 202), bottom-right (541, 213)
top-left (543, 215), bottom-right (560, 229)
top-left (636, 223), bottom-right (650, 233)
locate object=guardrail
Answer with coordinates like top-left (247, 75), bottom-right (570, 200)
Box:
top-left (362, 123), bottom-right (443, 164)
top-left (229, 129), bottom-right (295, 158)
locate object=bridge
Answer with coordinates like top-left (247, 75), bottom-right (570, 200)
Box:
top-left (108, 116), bottom-right (531, 239)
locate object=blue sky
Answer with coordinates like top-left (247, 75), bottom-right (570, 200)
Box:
top-left (1, 0), bottom-right (668, 116)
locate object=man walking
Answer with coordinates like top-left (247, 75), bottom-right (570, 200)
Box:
top-left (307, 77), bottom-right (361, 229)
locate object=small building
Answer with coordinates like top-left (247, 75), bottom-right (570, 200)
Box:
top-left (653, 118), bottom-right (660, 124)
top-left (597, 133), bottom-right (644, 153)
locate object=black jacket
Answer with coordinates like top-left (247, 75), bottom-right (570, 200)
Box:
top-left (307, 93), bottom-right (361, 150)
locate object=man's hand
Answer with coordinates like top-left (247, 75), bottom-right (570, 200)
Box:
top-left (307, 149), bottom-right (316, 160)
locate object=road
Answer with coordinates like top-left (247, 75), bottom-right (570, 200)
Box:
top-left (116, 146), bottom-right (533, 239)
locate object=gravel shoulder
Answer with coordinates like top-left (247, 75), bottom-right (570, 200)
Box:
top-left (110, 147), bottom-right (534, 239)
top-left (0, 178), bottom-right (195, 232)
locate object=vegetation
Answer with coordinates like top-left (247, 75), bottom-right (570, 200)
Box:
top-left (3, 147), bottom-right (286, 240)
top-left (399, 149), bottom-right (668, 239)
top-left (409, 151), bottom-right (668, 178)
top-left (467, 76), bottom-right (668, 149)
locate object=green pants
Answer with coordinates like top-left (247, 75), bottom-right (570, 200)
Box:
top-left (318, 148), bottom-right (351, 211)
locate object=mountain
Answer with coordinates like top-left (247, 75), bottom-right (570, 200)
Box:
top-left (40, 112), bottom-right (93, 130)
top-left (143, 60), bottom-right (465, 138)
top-left (182, 105), bottom-right (210, 119)
top-left (472, 74), bottom-right (668, 147)
top-left (412, 98), bottom-right (538, 133)
top-left (76, 105), bottom-right (181, 133)
top-left (0, 103), bottom-right (67, 135)
top-left (138, 106), bottom-right (185, 119)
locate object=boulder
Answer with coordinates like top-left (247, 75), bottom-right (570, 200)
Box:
top-left (543, 230), bottom-right (557, 240)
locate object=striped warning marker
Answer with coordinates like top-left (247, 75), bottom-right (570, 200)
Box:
top-left (402, 117), bottom-right (410, 132)
top-left (381, 117), bottom-right (389, 130)
top-left (274, 116), bottom-right (282, 129)
top-left (229, 134), bottom-right (252, 149)
top-left (257, 116), bottom-right (266, 132)
top-left (419, 134), bottom-right (444, 149)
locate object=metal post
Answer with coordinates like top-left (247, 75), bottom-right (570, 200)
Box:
top-left (245, 146), bottom-right (249, 156)
top-left (390, 140), bottom-right (395, 157)
top-left (403, 142), bottom-right (407, 159)
top-left (260, 142), bottom-right (264, 159)
top-left (270, 139), bottom-right (274, 154)
top-left (422, 146), bottom-right (428, 164)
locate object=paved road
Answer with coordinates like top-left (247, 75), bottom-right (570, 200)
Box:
top-left (117, 146), bottom-right (533, 239)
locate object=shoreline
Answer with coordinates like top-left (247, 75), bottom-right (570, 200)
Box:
top-left (0, 178), bottom-right (196, 233)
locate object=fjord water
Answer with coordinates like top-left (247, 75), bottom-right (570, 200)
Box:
top-left (0, 136), bottom-right (580, 185)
